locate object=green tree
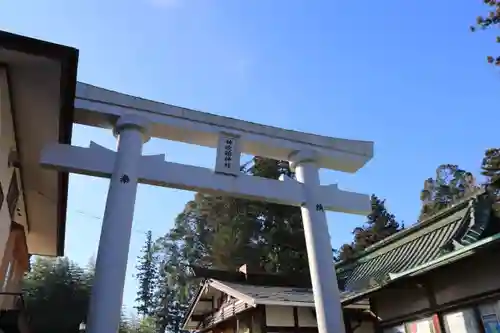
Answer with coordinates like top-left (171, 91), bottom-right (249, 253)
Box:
top-left (333, 244), bottom-right (356, 263)
top-left (482, 148), bottom-right (500, 193)
top-left (23, 257), bottom-right (93, 333)
top-left (166, 156), bottom-right (308, 274)
top-left (334, 195), bottom-right (402, 262)
top-left (120, 314), bottom-right (156, 333)
top-left (204, 157), bottom-right (308, 273)
top-left (135, 230), bottom-right (158, 317)
top-left (420, 164), bottom-right (478, 219)
top-left (249, 158), bottom-right (308, 274)
top-left (153, 233), bottom-right (193, 333)
top-left (470, 0), bottom-right (500, 66)
top-left (137, 316), bottom-right (156, 333)
top-left (190, 193), bottom-right (255, 270)
top-left (119, 311), bottom-right (133, 333)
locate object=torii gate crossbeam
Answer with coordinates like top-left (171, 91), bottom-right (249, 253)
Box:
top-left (41, 83), bottom-right (374, 333)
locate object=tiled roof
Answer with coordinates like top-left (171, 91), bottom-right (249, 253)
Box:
top-left (338, 193), bottom-right (494, 292)
top-left (211, 280), bottom-right (366, 306)
top-left (217, 280), bottom-right (314, 305)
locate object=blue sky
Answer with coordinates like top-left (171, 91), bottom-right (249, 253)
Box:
top-left (0, 0), bottom-right (498, 312)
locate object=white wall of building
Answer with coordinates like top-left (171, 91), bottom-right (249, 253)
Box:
top-left (266, 305), bottom-right (295, 327)
top-left (265, 305), bottom-right (374, 333)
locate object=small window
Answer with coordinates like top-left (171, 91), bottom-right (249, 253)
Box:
top-left (7, 171), bottom-right (19, 218)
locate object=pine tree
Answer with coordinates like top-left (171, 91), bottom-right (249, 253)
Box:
top-left (119, 311), bottom-right (132, 333)
top-left (250, 157), bottom-right (308, 274)
top-left (482, 148), bottom-right (500, 194)
top-left (333, 244), bottom-right (356, 263)
top-left (334, 195), bottom-right (402, 262)
top-left (151, 265), bottom-right (169, 333)
top-left (153, 236), bottom-right (193, 333)
top-left (419, 164), bottom-right (478, 220)
top-left (178, 156), bottom-right (308, 274)
top-left (135, 231), bottom-right (158, 316)
top-left (470, 0), bottom-right (500, 67)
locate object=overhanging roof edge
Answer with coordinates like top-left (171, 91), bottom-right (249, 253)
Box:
top-left (336, 191), bottom-right (486, 269)
top-left (0, 30), bottom-right (79, 256)
top-left (208, 279), bottom-right (257, 306)
top-left (342, 231), bottom-right (500, 306)
top-left (181, 281), bottom-right (209, 330)
top-left (388, 231), bottom-right (500, 280)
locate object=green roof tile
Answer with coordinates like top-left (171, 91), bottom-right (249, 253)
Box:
top-left (339, 192), bottom-right (493, 292)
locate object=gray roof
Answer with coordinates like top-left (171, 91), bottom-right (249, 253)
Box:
top-left (218, 280), bottom-right (314, 305)
top-left (211, 280), bottom-right (367, 306)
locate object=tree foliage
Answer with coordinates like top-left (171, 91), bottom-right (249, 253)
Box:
top-left (482, 148), bottom-right (500, 193)
top-left (334, 195), bottom-right (403, 262)
top-left (120, 314), bottom-right (156, 333)
top-left (22, 257), bottom-right (94, 333)
top-left (135, 230), bottom-right (158, 316)
top-left (151, 234), bottom-right (192, 333)
top-left (419, 164), bottom-right (478, 220)
top-left (470, 0), bottom-right (500, 65)
top-left (201, 157), bottom-right (308, 274)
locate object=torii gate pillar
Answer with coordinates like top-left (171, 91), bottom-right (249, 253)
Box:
top-left (291, 150), bottom-right (345, 333)
top-left (86, 115), bottom-right (150, 333)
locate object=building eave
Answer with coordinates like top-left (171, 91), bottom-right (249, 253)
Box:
top-left (181, 280), bottom-right (209, 330)
top-left (336, 190), bottom-right (487, 269)
top-left (0, 30), bottom-right (79, 256)
top-left (257, 300), bottom-right (315, 307)
top-left (207, 279), bottom-right (257, 306)
top-left (341, 231), bottom-right (500, 306)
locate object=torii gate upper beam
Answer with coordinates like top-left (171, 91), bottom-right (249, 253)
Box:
top-left (74, 83), bottom-right (373, 173)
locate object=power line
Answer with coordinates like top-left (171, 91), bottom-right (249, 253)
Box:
top-left (33, 190), bottom-right (160, 237)
top-left (70, 208), bottom-right (152, 236)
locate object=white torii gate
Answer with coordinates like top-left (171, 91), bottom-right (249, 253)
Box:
top-left (41, 83), bottom-right (374, 333)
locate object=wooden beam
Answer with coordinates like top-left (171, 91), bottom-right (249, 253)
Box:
top-left (293, 307), bottom-right (299, 333)
top-left (369, 298), bottom-right (382, 333)
top-left (421, 279), bottom-right (447, 333)
top-left (343, 311), bottom-right (352, 333)
top-left (265, 327), bottom-right (318, 333)
top-left (191, 315), bottom-right (206, 322)
top-left (259, 305), bottom-right (267, 333)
